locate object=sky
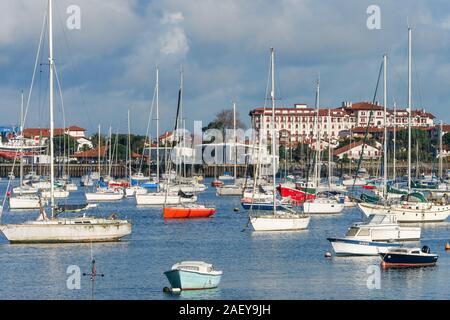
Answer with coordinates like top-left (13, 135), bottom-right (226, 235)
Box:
top-left (1, 0), bottom-right (450, 136)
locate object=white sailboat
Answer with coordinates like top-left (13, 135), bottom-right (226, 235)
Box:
top-left (250, 48), bottom-right (310, 231)
top-left (124, 110), bottom-right (148, 197)
top-left (216, 102), bottom-right (243, 196)
top-left (0, 0), bottom-right (131, 243)
top-left (302, 80), bottom-right (344, 214)
top-left (85, 125), bottom-right (124, 202)
top-left (9, 195), bottom-right (43, 210)
top-left (9, 93), bottom-right (41, 209)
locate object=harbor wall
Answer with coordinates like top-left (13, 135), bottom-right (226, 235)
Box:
top-left (0, 162), bottom-right (447, 178)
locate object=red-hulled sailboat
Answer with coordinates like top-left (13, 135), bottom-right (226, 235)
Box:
top-left (276, 183), bottom-right (315, 204)
top-left (163, 204), bottom-right (216, 219)
top-left (161, 69), bottom-right (216, 220)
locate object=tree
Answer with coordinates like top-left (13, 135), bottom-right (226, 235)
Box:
top-left (279, 145), bottom-right (286, 160)
top-left (202, 109), bottom-right (246, 131)
top-left (53, 134), bottom-right (78, 157)
top-left (443, 132), bottom-right (450, 147)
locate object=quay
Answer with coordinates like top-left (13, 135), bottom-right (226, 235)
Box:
top-left (0, 162), bottom-right (447, 179)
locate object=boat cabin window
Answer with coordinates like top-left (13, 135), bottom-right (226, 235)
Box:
top-left (358, 228), bottom-right (370, 236)
top-left (180, 266), bottom-right (200, 272)
top-left (346, 227), bottom-right (359, 237)
top-left (367, 214), bottom-right (384, 224)
top-left (411, 250), bottom-right (420, 254)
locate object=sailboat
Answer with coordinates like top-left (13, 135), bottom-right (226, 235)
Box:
top-left (125, 110), bottom-right (148, 197)
top-left (357, 28), bottom-right (450, 223)
top-left (249, 48), bottom-right (310, 231)
top-left (302, 80), bottom-right (344, 214)
top-left (9, 92), bottom-right (41, 209)
top-left (216, 102), bottom-right (244, 196)
top-left (162, 68), bottom-right (215, 219)
top-left (85, 125), bottom-right (124, 202)
top-left (0, 0), bottom-right (131, 243)
top-left (12, 94), bottom-right (39, 196)
top-left (136, 70), bottom-right (197, 206)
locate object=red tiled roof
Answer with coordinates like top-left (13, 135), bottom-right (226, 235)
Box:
top-left (66, 126), bottom-right (85, 131)
top-left (439, 124), bottom-right (450, 132)
top-left (23, 126), bottom-right (84, 138)
top-left (73, 147), bottom-right (107, 158)
top-left (159, 131), bottom-right (173, 140)
top-left (350, 127), bottom-right (384, 134)
top-left (333, 141), bottom-right (378, 156)
top-left (344, 102), bottom-right (384, 111)
top-left (250, 107), bottom-right (347, 117)
top-left (23, 128), bottom-right (64, 138)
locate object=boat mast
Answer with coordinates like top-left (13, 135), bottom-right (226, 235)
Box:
top-left (393, 100), bottom-right (397, 181)
top-left (156, 67), bottom-right (160, 182)
top-left (270, 48), bottom-right (276, 216)
top-left (328, 108), bottom-right (331, 189)
top-left (233, 101), bottom-right (237, 181)
top-left (108, 125), bottom-right (112, 178)
top-left (383, 54), bottom-right (388, 198)
top-left (407, 27), bottom-right (412, 192)
top-left (177, 67), bottom-right (183, 178)
top-left (439, 121), bottom-right (443, 180)
top-left (314, 78), bottom-right (320, 190)
top-left (20, 91), bottom-right (24, 190)
top-left (128, 110), bottom-right (131, 184)
top-left (48, 0), bottom-right (55, 217)
top-left (98, 124), bottom-right (101, 177)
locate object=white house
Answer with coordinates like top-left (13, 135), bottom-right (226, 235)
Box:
top-left (334, 141), bottom-right (381, 160)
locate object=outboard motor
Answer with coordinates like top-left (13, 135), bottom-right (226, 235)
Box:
top-left (421, 246), bottom-right (430, 254)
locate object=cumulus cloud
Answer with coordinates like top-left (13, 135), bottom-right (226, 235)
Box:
top-left (1, 0), bottom-right (450, 133)
top-left (160, 27), bottom-right (189, 56)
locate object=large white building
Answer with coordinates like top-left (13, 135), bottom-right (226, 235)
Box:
top-left (249, 101), bottom-right (436, 146)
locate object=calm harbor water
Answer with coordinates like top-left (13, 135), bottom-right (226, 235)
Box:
top-left (0, 178), bottom-right (449, 300)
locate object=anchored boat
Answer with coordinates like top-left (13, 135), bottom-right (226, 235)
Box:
top-left (327, 213), bottom-right (421, 256)
top-left (163, 204), bottom-right (216, 219)
top-left (379, 246), bottom-right (438, 268)
top-left (164, 261), bottom-right (222, 290)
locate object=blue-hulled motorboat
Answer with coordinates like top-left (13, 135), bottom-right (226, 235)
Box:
top-left (379, 246), bottom-right (438, 268)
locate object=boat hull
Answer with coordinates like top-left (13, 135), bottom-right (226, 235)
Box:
top-left (164, 269), bottom-right (221, 290)
top-left (85, 192), bottom-right (124, 202)
top-left (136, 194), bottom-right (197, 205)
top-left (250, 214), bottom-right (310, 231)
top-left (9, 196), bottom-right (42, 209)
top-left (163, 207), bottom-right (216, 219)
top-left (13, 187), bottom-right (38, 194)
top-left (328, 238), bottom-right (401, 256)
top-left (303, 201), bottom-right (344, 214)
top-left (379, 252), bottom-right (438, 268)
top-left (241, 202), bottom-right (283, 211)
top-left (277, 185), bottom-right (315, 203)
top-left (0, 220), bottom-right (131, 243)
top-left (357, 202), bottom-right (450, 222)
top-left (125, 187), bottom-right (148, 197)
top-left (41, 190), bottom-right (70, 199)
top-left (216, 186), bottom-right (242, 196)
